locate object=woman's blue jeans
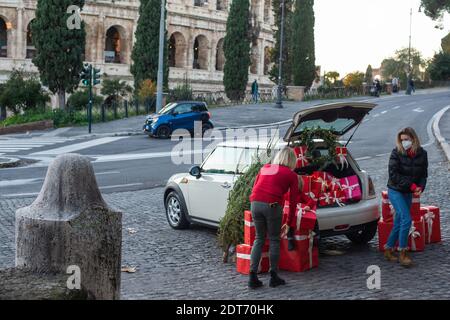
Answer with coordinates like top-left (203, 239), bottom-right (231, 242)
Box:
top-left (385, 188), bottom-right (412, 250)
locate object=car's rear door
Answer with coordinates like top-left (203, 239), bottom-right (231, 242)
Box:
top-left (171, 103), bottom-right (195, 132)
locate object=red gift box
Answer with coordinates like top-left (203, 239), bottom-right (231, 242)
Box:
top-left (312, 171), bottom-right (331, 193)
top-left (282, 204), bottom-right (317, 231)
top-left (244, 210), bottom-right (255, 246)
top-left (236, 244), bottom-right (270, 275)
top-left (339, 175), bottom-right (362, 202)
top-left (411, 193), bottom-right (420, 221)
top-left (330, 189), bottom-right (346, 207)
top-left (335, 146), bottom-right (349, 170)
top-left (318, 191), bottom-right (335, 207)
top-left (420, 206), bottom-right (442, 244)
top-left (328, 174), bottom-right (342, 192)
top-left (378, 218), bottom-right (425, 252)
top-left (244, 210), bottom-right (269, 246)
top-left (293, 146), bottom-right (309, 168)
top-left (279, 229), bottom-right (319, 272)
top-left (301, 175), bottom-right (320, 201)
top-left (381, 191), bottom-right (395, 223)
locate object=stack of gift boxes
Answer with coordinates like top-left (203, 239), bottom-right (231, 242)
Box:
top-left (236, 145), bottom-right (365, 274)
top-left (294, 145), bottom-right (363, 208)
top-left (378, 191), bottom-right (442, 251)
top-left (236, 210), bottom-right (270, 274)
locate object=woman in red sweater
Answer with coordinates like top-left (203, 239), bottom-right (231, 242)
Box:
top-left (248, 147), bottom-right (299, 289)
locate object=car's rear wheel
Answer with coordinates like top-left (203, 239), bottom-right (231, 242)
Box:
top-left (165, 191), bottom-right (190, 229)
top-left (202, 123), bottom-right (213, 136)
top-left (157, 125), bottom-right (171, 139)
top-left (345, 221), bottom-right (378, 245)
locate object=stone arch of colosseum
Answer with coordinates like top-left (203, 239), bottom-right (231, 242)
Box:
top-left (215, 38), bottom-right (225, 71)
top-left (192, 34), bottom-right (209, 70)
top-left (104, 24), bottom-right (129, 64)
top-left (169, 31), bottom-right (187, 68)
top-left (0, 11), bottom-right (14, 58)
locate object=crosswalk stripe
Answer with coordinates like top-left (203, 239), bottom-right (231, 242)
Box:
top-left (31, 137), bottom-right (125, 155)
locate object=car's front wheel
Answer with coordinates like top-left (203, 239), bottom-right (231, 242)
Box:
top-left (345, 221), bottom-right (378, 245)
top-left (156, 125), bottom-right (171, 139)
top-left (165, 191), bottom-right (190, 229)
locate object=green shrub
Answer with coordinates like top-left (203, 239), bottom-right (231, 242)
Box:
top-left (168, 78), bottom-right (193, 102)
top-left (67, 90), bottom-right (102, 111)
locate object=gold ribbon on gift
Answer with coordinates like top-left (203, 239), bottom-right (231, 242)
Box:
top-left (293, 230), bottom-right (316, 269)
top-left (423, 209), bottom-right (435, 244)
top-left (408, 223), bottom-right (421, 251)
top-left (341, 177), bottom-right (359, 199)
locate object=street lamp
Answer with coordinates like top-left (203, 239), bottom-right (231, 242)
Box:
top-left (275, 0), bottom-right (286, 109)
top-left (156, 0), bottom-right (166, 113)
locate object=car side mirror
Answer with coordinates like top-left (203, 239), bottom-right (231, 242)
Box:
top-left (189, 166), bottom-right (202, 179)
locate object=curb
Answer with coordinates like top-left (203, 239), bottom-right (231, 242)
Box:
top-left (432, 105), bottom-right (450, 163)
top-left (0, 157), bottom-right (21, 169)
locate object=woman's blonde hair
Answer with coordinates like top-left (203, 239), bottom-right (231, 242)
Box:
top-left (272, 147), bottom-right (297, 170)
top-left (396, 127), bottom-right (421, 154)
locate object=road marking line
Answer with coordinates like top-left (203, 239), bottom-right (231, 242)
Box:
top-left (373, 114), bottom-right (380, 117)
top-left (1, 192), bottom-right (39, 198)
top-left (99, 183), bottom-right (143, 190)
top-left (413, 108), bottom-right (424, 113)
top-left (0, 178), bottom-right (44, 187)
top-left (393, 106), bottom-right (401, 109)
top-left (96, 171), bottom-right (121, 176)
top-left (381, 111), bottom-right (388, 114)
top-left (376, 153), bottom-right (390, 157)
top-left (31, 137), bottom-right (125, 155)
top-left (406, 102), bottom-right (416, 106)
top-left (355, 156), bottom-right (372, 161)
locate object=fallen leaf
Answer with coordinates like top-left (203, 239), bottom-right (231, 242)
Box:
top-left (127, 228), bottom-right (137, 234)
top-left (121, 266), bottom-right (137, 273)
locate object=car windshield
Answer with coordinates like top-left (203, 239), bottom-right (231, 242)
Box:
top-left (293, 118), bottom-right (355, 135)
top-left (201, 146), bottom-right (256, 174)
top-left (158, 103), bottom-right (177, 115)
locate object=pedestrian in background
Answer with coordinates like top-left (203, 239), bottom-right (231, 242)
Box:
top-left (392, 77), bottom-right (399, 93)
top-left (251, 79), bottom-right (259, 104)
top-left (409, 79), bottom-right (415, 93)
top-left (248, 147), bottom-right (299, 289)
top-left (384, 127), bottom-right (428, 267)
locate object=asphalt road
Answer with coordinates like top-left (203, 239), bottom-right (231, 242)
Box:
top-left (0, 89), bottom-right (448, 198)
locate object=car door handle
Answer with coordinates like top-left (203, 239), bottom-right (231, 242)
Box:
top-left (221, 182), bottom-right (231, 189)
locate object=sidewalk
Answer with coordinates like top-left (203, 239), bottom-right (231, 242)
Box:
top-left (435, 106), bottom-right (450, 162)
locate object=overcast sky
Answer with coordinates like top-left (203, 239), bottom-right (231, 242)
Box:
top-left (314, 0), bottom-right (450, 76)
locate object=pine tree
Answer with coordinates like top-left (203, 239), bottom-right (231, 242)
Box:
top-left (269, 0), bottom-right (294, 86)
top-left (223, 0), bottom-right (252, 101)
top-left (32, 0), bottom-right (86, 110)
top-left (291, 0), bottom-right (316, 87)
top-left (131, 0), bottom-right (168, 91)
top-left (365, 65), bottom-right (373, 84)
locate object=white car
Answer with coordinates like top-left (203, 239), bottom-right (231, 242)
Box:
top-left (164, 102), bottom-right (380, 244)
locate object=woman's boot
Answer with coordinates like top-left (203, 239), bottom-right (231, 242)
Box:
top-left (248, 272), bottom-right (263, 289)
top-left (269, 271), bottom-right (286, 288)
top-left (384, 248), bottom-right (398, 262)
top-left (399, 250), bottom-right (412, 267)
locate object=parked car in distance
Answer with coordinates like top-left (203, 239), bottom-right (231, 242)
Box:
top-left (164, 102), bottom-right (380, 245)
top-left (143, 101), bottom-right (213, 138)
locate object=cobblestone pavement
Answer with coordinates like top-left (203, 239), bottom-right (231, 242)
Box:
top-left (0, 143), bottom-right (448, 299)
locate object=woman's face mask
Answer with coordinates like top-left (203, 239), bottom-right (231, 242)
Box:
top-left (402, 139), bottom-right (413, 150)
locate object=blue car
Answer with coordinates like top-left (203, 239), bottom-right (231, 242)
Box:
top-left (143, 101), bottom-right (213, 138)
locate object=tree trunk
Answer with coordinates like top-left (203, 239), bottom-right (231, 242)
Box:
top-left (0, 105), bottom-right (6, 121)
top-left (58, 89), bottom-right (66, 110)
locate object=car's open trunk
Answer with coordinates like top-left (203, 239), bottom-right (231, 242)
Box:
top-left (293, 146), bottom-right (363, 208)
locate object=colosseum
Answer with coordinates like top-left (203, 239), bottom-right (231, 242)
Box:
top-left (0, 0), bottom-right (276, 98)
